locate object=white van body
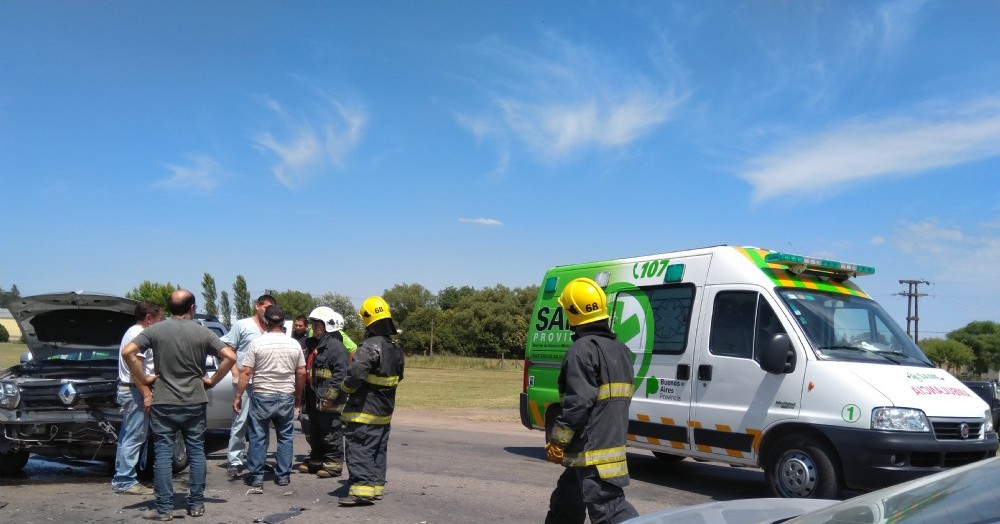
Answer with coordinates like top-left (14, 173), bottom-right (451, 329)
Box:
top-left (521, 246), bottom-right (997, 498)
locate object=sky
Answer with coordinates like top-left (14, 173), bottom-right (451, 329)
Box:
top-left (1, 1), bottom-right (999, 339)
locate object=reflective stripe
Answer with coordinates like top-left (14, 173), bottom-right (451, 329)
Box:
top-left (563, 446), bottom-right (627, 467)
top-left (365, 374), bottom-right (400, 387)
top-left (341, 381), bottom-right (359, 394)
top-left (314, 368), bottom-right (333, 379)
top-left (374, 485), bottom-right (384, 496)
top-left (595, 460), bottom-right (629, 479)
top-left (551, 425), bottom-right (574, 446)
top-left (596, 382), bottom-right (634, 401)
top-left (349, 484), bottom-right (377, 497)
top-left (342, 411), bottom-right (392, 425)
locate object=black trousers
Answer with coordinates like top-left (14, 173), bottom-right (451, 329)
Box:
top-left (305, 407), bottom-right (344, 468)
top-left (544, 466), bottom-right (638, 524)
top-left (344, 422), bottom-right (391, 498)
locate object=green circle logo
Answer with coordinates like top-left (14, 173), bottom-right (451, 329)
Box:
top-left (841, 404), bottom-right (861, 423)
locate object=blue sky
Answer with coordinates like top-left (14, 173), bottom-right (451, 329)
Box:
top-left (1, 1), bottom-right (998, 338)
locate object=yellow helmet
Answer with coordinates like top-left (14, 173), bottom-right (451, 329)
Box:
top-left (557, 278), bottom-right (609, 327)
top-left (359, 296), bottom-right (392, 327)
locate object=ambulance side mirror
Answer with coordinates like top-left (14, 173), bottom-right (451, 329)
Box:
top-left (760, 333), bottom-right (795, 375)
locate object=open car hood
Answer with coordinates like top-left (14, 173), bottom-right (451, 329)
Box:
top-left (7, 292), bottom-right (137, 361)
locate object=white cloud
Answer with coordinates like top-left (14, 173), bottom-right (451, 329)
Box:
top-left (459, 217), bottom-right (503, 226)
top-left (156, 155), bottom-right (223, 192)
top-left (740, 99), bottom-right (1000, 202)
top-left (869, 236), bottom-right (886, 246)
top-left (252, 94), bottom-right (366, 188)
top-left (465, 33), bottom-right (687, 162)
top-left (893, 219), bottom-right (1000, 287)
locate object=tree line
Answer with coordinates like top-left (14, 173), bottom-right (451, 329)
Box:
top-left (919, 321), bottom-right (1000, 379)
top-left (124, 274), bottom-right (539, 360)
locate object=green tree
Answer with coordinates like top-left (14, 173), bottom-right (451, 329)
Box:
top-left (0, 323), bottom-right (9, 343)
top-left (316, 292), bottom-right (362, 339)
top-left (125, 281), bottom-right (178, 313)
top-left (201, 273), bottom-right (219, 318)
top-left (947, 321), bottom-right (1000, 374)
top-left (437, 285), bottom-right (475, 311)
top-left (382, 283), bottom-right (435, 325)
top-left (267, 289), bottom-right (315, 320)
top-left (919, 338), bottom-right (975, 375)
top-left (233, 275), bottom-right (253, 319)
top-left (219, 291), bottom-right (233, 329)
top-left (0, 284), bottom-right (21, 308)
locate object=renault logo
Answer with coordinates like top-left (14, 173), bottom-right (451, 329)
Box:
top-left (960, 422), bottom-right (970, 439)
top-left (58, 383), bottom-right (77, 405)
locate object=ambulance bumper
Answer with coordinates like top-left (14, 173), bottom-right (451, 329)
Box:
top-left (519, 393), bottom-right (533, 430)
top-left (820, 425), bottom-right (998, 492)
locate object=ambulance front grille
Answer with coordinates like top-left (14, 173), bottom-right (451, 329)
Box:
top-left (930, 419), bottom-right (984, 440)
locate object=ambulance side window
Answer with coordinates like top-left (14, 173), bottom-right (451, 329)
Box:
top-left (710, 292), bottom-right (756, 358)
top-left (754, 297), bottom-right (787, 364)
top-left (624, 284), bottom-right (695, 355)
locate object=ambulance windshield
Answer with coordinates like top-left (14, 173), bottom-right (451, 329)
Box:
top-left (777, 290), bottom-right (933, 366)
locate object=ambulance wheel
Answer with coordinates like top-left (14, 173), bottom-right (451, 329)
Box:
top-left (765, 435), bottom-right (841, 499)
top-left (652, 451), bottom-right (685, 463)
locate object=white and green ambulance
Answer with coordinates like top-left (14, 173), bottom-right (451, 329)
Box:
top-left (520, 245), bottom-right (997, 498)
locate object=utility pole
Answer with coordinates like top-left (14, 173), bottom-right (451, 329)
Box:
top-left (897, 280), bottom-right (930, 343)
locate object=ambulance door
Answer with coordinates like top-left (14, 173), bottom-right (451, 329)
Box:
top-left (613, 256), bottom-right (708, 456)
top-left (690, 286), bottom-right (805, 464)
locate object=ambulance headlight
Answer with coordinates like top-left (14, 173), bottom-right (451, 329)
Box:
top-left (871, 407), bottom-right (930, 432)
top-left (984, 410), bottom-right (994, 433)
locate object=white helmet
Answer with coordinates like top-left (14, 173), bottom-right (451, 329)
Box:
top-left (308, 306), bottom-right (344, 332)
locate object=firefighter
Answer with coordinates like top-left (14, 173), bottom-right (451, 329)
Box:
top-left (338, 296), bottom-right (405, 506)
top-left (297, 306), bottom-right (350, 478)
top-left (544, 278), bottom-right (639, 524)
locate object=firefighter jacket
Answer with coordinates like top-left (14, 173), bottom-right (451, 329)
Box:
top-left (340, 335), bottom-right (404, 425)
top-left (550, 324), bottom-right (635, 482)
top-left (307, 333), bottom-right (350, 412)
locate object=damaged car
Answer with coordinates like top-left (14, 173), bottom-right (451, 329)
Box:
top-left (0, 291), bottom-right (233, 476)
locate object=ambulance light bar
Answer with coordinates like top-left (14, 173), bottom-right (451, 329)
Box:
top-left (765, 252), bottom-right (875, 279)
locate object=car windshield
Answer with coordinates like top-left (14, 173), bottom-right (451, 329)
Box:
top-left (789, 458), bottom-right (1000, 523)
top-left (777, 290), bottom-right (933, 367)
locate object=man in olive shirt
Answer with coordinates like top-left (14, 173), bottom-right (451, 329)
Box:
top-left (123, 290), bottom-right (236, 521)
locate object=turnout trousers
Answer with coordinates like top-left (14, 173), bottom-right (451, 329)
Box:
top-left (344, 422), bottom-right (391, 499)
top-left (544, 466), bottom-right (638, 524)
top-left (305, 406), bottom-right (344, 471)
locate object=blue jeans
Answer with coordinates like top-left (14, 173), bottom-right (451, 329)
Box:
top-left (247, 392), bottom-right (295, 484)
top-left (228, 383), bottom-right (252, 466)
top-left (112, 386), bottom-right (149, 491)
top-left (150, 404), bottom-right (207, 514)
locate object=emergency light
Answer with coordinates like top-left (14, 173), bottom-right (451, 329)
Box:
top-left (765, 252), bottom-right (875, 281)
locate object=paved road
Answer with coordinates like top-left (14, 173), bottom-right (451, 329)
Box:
top-left (0, 409), bottom-right (771, 523)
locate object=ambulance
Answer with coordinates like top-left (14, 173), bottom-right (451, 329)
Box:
top-left (519, 246), bottom-right (998, 498)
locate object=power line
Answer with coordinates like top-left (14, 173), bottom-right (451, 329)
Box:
top-left (896, 279), bottom-right (930, 343)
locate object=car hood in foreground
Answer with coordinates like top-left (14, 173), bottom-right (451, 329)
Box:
top-left (7, 292), bottom-right (137, 361)
top-left (623, 498), bottom-right (837, 524)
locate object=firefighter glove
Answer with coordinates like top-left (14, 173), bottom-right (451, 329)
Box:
top-left (545, 442), bottom-right (564, 464)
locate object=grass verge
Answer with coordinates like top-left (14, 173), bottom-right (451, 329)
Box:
top-left (1, 342), bottom-right (26, 369)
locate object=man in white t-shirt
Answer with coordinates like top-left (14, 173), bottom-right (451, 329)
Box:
top-left (233, 304), bottom-right (306, 491)
top-left (111, 301), bottom-right (163, 495)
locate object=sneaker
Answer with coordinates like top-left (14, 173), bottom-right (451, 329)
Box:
top-left (115, 484), bottom-right (154, 495)
top-left (246, 485), bottom-right (264, 495)
top-left (141, 510), bottom-right (173, 521)
top-left (275, 476), bottom-right (290, 487)
top-left (338, 495), bottom-right (375, 507)
top-left (227, 465), bottom-right (242, 480)
top-left (187, 506), bottom-right (205, 518)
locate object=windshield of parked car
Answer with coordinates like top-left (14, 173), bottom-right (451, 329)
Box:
top-left (777, 290), bottom-right (933, 366)
top-left (789, 457), bottom-right (1000, 523)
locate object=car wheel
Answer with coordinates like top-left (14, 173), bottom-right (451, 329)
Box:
top-left (652, 451), bottom-right (686, 463)
top-left (137, 432), bottom-right (190, 480)
top-left (765, 434), bottom-right (841, 499)
top-left (0, 447), bottom-right (29, 476)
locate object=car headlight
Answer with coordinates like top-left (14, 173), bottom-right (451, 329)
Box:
top-left (0, 380), bottom-right (20, 408)
top-left (871, 407), bottom-right (930, 432)
top-left (984, 410), bottom-right (994, 433)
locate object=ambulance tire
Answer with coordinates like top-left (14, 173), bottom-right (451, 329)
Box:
top-left (765, 435), bottom-right (841, 499)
